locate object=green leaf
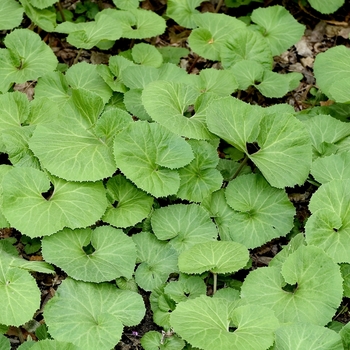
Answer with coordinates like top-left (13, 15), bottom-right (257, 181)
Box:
top-left (255, 71), bottom-right (292, 98)
top-left (132, 43), bottom-right (163, 67)
top-left (177, 140), bottom-right (223, 202)
top-left (166, 0), bottom-right (202, 28)
top-left (0, 29), bottom-right (57, 89)
top-left (42, 226), bottom-right (136, 282)
top-left (143, 80), bottom-right (216, 139)
top-left (1, 167), bottom-right (107, 237)
top-left (122, 65), bottom-right (159, 89)
top-left (19, 0), bottom-right (56, 32)
top-left (29, 0), bottom-right (56, 8)
top-left (308, 0), bottom-right (344, 14)
top-left (274, 323), bottom-right (343, 349)
top-left (0, 253), bottom-right (40, 326)
top-left (251, 5), bottom-right (305, 56)
top-left (113, 121), bottom-right (194, 197)
top-left (0, 0), bottom-right (24, 30)
top-left (188, 13), bottom-right (246, 61)
top-left (104, 8), bottom-right (166, 39)
top-left (170, 297), bottom-right (279, 350)
top-left (328, 77), bottom-right (350, 103)
top-left (178, 241), bottom-right (249, 274)
top-left (9, 260), bottom-right (55, 274)
top-left (221, 28), bottom-right (272, 70)
top-left (157, 47), bottom-right (189, 64)
top-left (230, 60), bottom-right (264, 90)
top-left (124, 89), bottom-right (151, 120)
top-left (44, 278), bottom-right (145, 349)
top-left (207, 97), bottom-right (312, 188)
top-left (151, 204), bottom-right (218, 253)
top-left (141, 330), bottom-right (185, 350)
top-left (102, 174), bottom-right (153, 228)
top-left (241, 245), bottom-right (343, 325)
top-left (225, 174), bottom-right (295, 248)
top-left (0, 335), bottom-right (10, 350)
top-left (29, 91), bottom-right (117, 182)
top-left (56, 13), bottom-right (122, 50)
top-left (112, 0), bottom-right (140, 9)
top-left (305, 179), bottom-right (350, 263)
top-left (314, 46), bottom-right (350, 100)
top-left (133, 232), bottom-right (178, 291)
top-left (311, 153), bottom-right (350, 184)
top-left (21, 339), bottom-right (79, 350)
top-left (303, 114), bottom-right (350, 159)
top-left (340, 263), bottom-right (350, 298)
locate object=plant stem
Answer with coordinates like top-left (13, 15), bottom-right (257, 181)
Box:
top-left (230, 154), bottom-right (248, 181)
top-left (56, 0), bottom-right (66, 22)
top-left (73, 48), bottom-right (83, 65)
top-left (213, 272), bottom-right (217, 294)
top-left (214, 0), bottom-right (224, 13)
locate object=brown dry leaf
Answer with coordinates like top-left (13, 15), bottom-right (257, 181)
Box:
top-left (90, 51), bottom-right (110, 64)
top-left (295, 37), bottom-right (313, 57)
top-left (13, 82), bottom-right (35, 100)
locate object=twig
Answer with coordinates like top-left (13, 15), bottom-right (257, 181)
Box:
top-left (214, 0), bottom-right (224, 13)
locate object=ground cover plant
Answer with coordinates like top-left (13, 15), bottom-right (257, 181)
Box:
top-left (1, 0), bottom-right (350, 349)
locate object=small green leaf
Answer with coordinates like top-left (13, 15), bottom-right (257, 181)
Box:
top-left (157, 47), bottom-right (189, 64)
top-left (178, 241), bottom-right (249, 274)
top-left (1, 167), bottom-right (107, 237)
top-left (308, 0), bottom-right (344, 14)
top-left (170, 297), bottom-right (279, 350)
top-left (151, 204), bottom-right (218, 253)
top-left (0, 29), bottom-right (57, 89)
top-left (103, 174), bottom-right (154, 228)
top-left (274, 323), bottom-right (343, 349)
top-left (225, 174), bottom-right (295, 248)
top-left (0, 0), bottom-right (24, 30)
top-left (132, 43), bottom-right (163, 67)
top-left (188, 13), bottom-right (246, 61)
top-left (241, 245), bottom-right (343, 325)
top-left (166, 0), bottom-right (202, 28)
top-left (9, 260), bottom-right (55, 274)
top-left (251, 5), bottom-right (305, 56)
top-left (177, 140), bottom-right (223, 202)
top-left (133, 232), bottom-right (178, 291)
top-left (141, 331), bottom-right (185, 350)
top-left (44, 278), bottom-right (145, 349)
top-left (114, 121), bottom-right (194, 197)
top-left (305, 179), bottom-right (350, 263)
top-left (42, 226), bottom-right (136, 282)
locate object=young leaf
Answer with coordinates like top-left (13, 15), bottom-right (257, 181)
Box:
top-left (241, 245), bottom-right (343, 325)
top-left (0, 29), bottom-right (57, 91)
top-left (44, 278), bottom-right (145, 349)
top-left (188, 13), bottom-right (246, 61)
top-left (308, 0), bottom-right (344, 14)
top-left (142, 80), bottom-right (215, 140)
top-left (151, 203), bottom-right (218, 253)
top-left (178, 241), bottom-right (249, 274)
top-left (113, 121), bottom-right (194, 197)
top-left (170, 297), bottom-right (279, 350)
top-left (274, 323), bottom-right (343, 349)
top-left (102, 174), bottom-right (154, 228)
top-left (225, 174), bottom-right (295, 248)
top-left (313, 46), bottom-right (350, 101)
top-left (251, 5), bottom-right (305, 56)
top-left (132, 43), bottom-right (163, 67)
top-left (177, 140), bottom-right (223, 202)
top-left (0, 0), bottom-right (24, 30)
top-left (0, 253), bottom-right (40, 326)
top-left (305, 179), bottom-right (350, 263)
top-left (133, 232), bottom-right (178, 291)
top-left (220, 28), bottom-right (273, 70)
top-left (141, 330), bottom-right (185, 350)
top-left (42, 226), bottom-right (136, 282)
top-left (166, 0), bottom-right (202, 28)
top-left (1, 167), bottom-right (108, 237)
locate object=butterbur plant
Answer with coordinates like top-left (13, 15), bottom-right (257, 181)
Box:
top-left (1, 0), bottom-right (350, 349)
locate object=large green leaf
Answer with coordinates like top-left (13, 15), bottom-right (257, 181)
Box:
top-left (0, 335), bottom-right (10, 350)
top-left (42, 226), bottom-right (136, 282)
top-left (113, 121), bottom-right (194, 197)
top-left (133, 232), bottom-right (178, 291)
top-left (188, 13), bottom-right (246, 61)
top-left (170, 297), bottom-right (279, 350)
top-left (313, 46), bottom-right (350, 101)
top-left (0, 0), bottom-right (23, 30)
top-left (1, 167), bottom-right (107, 237)
top-left (308, 0), bottom-right (344, 14)
top-left (178, 241), bottom-right (249, 274)
top-left (44, 278), bottom-right (145, 349)
top-left (225, 174), bottom-right (295, 248)
top-left (0, 29), bottom-right (57, 91)
top-left (274, 323), bottom-right (343, 350)
top-left (177, 140), bottom-right (223, 202)
top-left (251, 5), bottom-right (305, 56)
top-left (103, 174), bottom-right (153, 228)
top-left (151, 204), bottom-right (218, 253)
top-left (241, 245), bottom-right (343, 325)
top-left (207, 97), bottom-right (312, 188)
top-left (20, 339), bottom-right (80, 350)
top-left (305, 179), bottom-right (350, 263)
top-left (166, 0), bottom-right (202, 28)
top-left (0, 252), bottom-right (40, 326)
